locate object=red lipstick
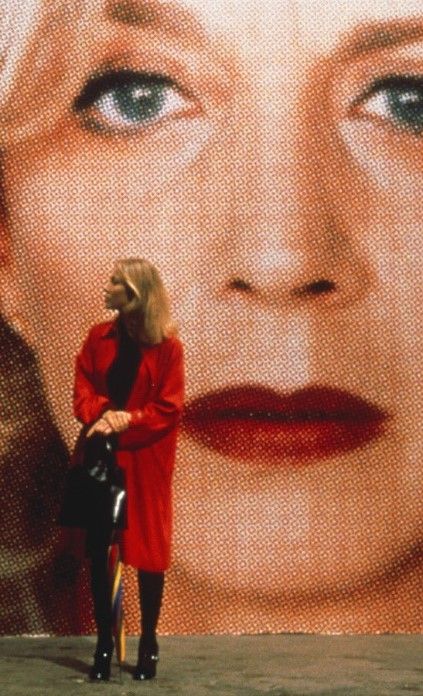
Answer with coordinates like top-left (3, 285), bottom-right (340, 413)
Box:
top-left (183, 385), bottom-right (389, 464)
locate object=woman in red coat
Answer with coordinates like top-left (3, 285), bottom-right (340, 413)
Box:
top-left (73, 257), bottom-right (184, 681)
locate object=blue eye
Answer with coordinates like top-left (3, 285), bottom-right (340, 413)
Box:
top-left (74, 70), bottom-right (189, 134)
top-left (360, 76), bottom-right (423, 134)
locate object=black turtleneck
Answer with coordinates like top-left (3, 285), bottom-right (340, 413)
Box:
top-left (106, 319), bottom-right (142, 408)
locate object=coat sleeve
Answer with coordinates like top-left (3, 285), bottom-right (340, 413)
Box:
top-left (118, 338), bottom-right (185, 450)
top-left (73, 328), bottom-right (112, 424)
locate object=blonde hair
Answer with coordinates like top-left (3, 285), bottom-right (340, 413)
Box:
top-left (0, 1), bottom-right (39, 101)
top-left (0, 1), bottom-right (101, 145)
top-left (115, 258), bottom-right (176, 345)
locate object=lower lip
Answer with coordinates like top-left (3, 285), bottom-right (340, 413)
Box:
top-left (182, 413), bottom-right (388, 464)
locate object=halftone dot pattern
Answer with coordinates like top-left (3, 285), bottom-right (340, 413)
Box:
top-left (0, 0), bottom-right (422, 637)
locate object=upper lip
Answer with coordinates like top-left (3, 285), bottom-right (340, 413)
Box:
top-left (184, 385), bottom-right (387, 423)
top-left (182, 384), bottom-right (390, 462)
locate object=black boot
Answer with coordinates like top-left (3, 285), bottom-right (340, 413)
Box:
top-left (89, 642), bottom-right (114, 681)
top-left (89, 547), bottom-right (114, 681)
top-left (133, 640), bottom-right (159, 681)
top-left (133, 571), bottom-right (164, 680)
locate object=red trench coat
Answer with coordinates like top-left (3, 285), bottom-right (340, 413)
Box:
top-left (73, 320), bottom-right (184, 572)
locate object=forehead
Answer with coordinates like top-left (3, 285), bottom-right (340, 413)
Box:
top-left (106, 0), bottom-right (423, 57)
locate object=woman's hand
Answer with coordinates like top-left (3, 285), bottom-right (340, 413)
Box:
top-left (102, 409), bottom-right (132, 433)
top-left (86, 410), bottom-right (132, 437)
top-left (86, 417), bottom-right (113, 438)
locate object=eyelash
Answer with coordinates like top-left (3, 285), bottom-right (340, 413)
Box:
top-left (356, 74), bottom-right (423, 135)
top-left (73, 69), bottom-right (193, 135)
top-left (74, 69), bottom-right (423, 142)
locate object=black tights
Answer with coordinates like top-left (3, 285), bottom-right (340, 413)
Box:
top-left (138, 570), bottom-right (165, 650)
top-left (89, 543), bottom-right (164, 651)
top-left (90, 547), bottom-right (112, 648)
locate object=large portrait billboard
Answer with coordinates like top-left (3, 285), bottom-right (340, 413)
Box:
top-left (0, 0), bottom-right (421, 635)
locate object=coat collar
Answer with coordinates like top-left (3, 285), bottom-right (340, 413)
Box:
top-left (97, 319), bottom-right (157, 352)
top-left (98, 320), bottom-right (118, 339)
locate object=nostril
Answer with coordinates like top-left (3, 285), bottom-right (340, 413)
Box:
top-left (228, 277), bottom-right (253, 293)
top-left (293, 279), bottom-right (336, 297)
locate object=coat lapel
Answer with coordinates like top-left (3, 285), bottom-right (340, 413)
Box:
top-left (125, 344), bottom-right (159, 409)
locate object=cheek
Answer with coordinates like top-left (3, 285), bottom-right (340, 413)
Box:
top-left (339, 121), bottom-right (423, 206)
top-left (5, 148), bottom-right (217, 260)
top-left (3, 141), bottom-right (237, 335)
top-left (334, 122), bottom-right (423, 315)
top-left (5, 114), bottom-right (213, 226)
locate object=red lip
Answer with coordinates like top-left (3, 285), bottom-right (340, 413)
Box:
top-left (182, 385), bottom-right (390, 464)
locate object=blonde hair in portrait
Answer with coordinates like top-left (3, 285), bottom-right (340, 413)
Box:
top-left (0, 0), bottom-right (101, 146)
top-left (115, 257), bottom-right (177, 344)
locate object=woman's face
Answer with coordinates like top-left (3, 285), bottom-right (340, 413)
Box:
top-left (2, 0), bottom-right (423, 627)
top-left (104, 268), bottom-right (130, 311)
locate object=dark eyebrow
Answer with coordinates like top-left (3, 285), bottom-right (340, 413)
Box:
top-left (105, 0), bottom-right (206, 44)
top-left (338, 19), bottom-right (423, 59)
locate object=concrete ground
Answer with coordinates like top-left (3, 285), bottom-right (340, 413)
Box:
top-left (0, 635), bottom-right (421, 696)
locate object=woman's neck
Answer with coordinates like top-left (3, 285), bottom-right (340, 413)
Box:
top-left (118, 311), bottom-right (143, 344)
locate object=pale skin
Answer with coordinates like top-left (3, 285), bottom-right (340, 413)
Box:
top-left (1, 0), bottom-right (423, 631)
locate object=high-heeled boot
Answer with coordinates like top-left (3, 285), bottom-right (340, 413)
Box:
top-left (133, 637), bottom-right (159, 680)
top-left (89, 641), bottom-right (114, 681)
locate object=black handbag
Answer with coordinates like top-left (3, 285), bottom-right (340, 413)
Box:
top-left (59, 433), bottom-right (126, 530)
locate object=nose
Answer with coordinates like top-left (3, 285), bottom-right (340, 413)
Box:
top-left (216, 79), bottom-right (373, 312)
top-left (222, 208), bottom-right (372, 311)
top-left (227, 276), bottom-right (336, 301)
